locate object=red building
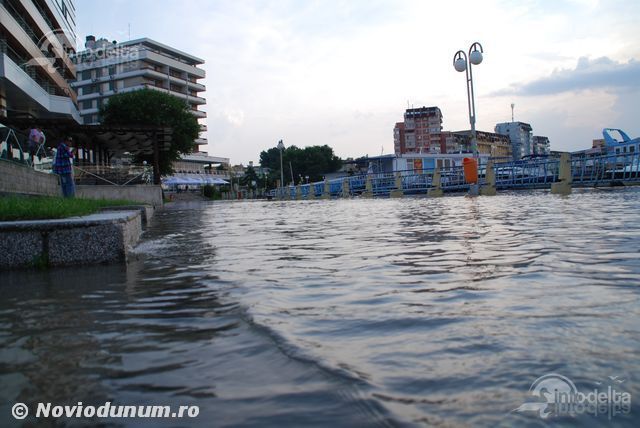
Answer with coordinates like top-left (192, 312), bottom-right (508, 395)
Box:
top-left (393, 107), bottom-right (443, 155)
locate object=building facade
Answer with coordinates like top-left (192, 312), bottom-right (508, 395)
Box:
top-left (71, 36), bottom-right (207, 148)
top-left (394, 106), bottom-right (443, 155)
top-left (451, 130), bottom-right (512, 159)
top-left (531, 135), bottom-right (550, 156)
top-left (0, 0), bottom-right (79, 120)
top-left (172, 152), bottom-right (229, 175)
top-left (393, 122), bottom-right (405, 154)
top-left (495, 121), bottom-right (533, 160)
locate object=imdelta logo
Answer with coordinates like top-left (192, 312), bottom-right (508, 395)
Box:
top-left (22, 29), bottom-right (139, 74)
top-left (22, 28), bottom-right (79, 75)
top-left (513, 373), bottom-right (631, 420)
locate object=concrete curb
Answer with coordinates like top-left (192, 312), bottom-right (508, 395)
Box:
top-left (0, 210), bottom-right (143, 269)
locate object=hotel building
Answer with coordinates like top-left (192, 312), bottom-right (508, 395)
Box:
top-left (71, 36), bottom-right (207, 149)
top-left (0, 0), bottom-right (79, 121)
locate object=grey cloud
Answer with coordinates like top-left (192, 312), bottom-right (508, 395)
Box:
top-left (493, 56), bottom-right (640, 96)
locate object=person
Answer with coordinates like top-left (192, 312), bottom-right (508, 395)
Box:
top-left (28, 127), bottom-right (44, 166)
top-left (53, 137), bottom-right (75, 198)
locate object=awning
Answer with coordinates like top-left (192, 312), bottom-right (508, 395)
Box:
top-left (162, 175), bottom-right (229, 185)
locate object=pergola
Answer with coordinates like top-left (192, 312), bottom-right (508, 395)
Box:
top-left (0, 117), bottom-right (172, 184)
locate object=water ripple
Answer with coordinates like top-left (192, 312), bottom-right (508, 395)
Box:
top-left (1, 190), bottom-right (639, 426)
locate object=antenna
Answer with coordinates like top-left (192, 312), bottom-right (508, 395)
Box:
top-left (128, 23), bottom-right (131, 41)
top-left (511, 103), bottom-right (515, 122)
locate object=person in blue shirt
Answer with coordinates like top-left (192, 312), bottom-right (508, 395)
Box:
top-left (52, 137), bottom-right (75, 198)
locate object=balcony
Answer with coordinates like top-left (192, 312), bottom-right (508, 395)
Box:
top-left (190, 109), bottom-right (206, 119)
top-left (0, 53), bottom-right (80, 121)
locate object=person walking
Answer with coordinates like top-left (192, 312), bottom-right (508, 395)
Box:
top-left (28, 127), bottom-right (44, 167)
top-left (53, 136), bottom-right (75, 198)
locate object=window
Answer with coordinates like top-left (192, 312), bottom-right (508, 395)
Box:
top-left (108, 65), bottom-right (116, 75)
top-left (631, 146), bottom-right (636, 153)
top-left (81, 70), bottom-right (91, 80)
top-left (81, 100), bottom-right (92, 110)
top-left (83, 85), bottom-right (97, 95)
top-left (108, 81), bottom-right (115, 91)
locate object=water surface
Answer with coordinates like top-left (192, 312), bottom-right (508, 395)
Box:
top-left (1, 189), bottom-right (639, 427)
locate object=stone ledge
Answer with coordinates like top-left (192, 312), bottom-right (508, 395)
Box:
top-left (0, 210), bottom-right (143, 269)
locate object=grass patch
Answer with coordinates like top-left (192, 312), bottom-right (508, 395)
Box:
top-left (0, 195), bottom-right (139, 221)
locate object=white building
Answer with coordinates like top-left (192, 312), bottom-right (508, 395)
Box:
top-left (531, 136), bottom-right (550, 156)
top-left (71, 36), bottom-right (207, 149)
top-left (495, 121), bottom-right (533, 160)
top-left (0, 0), bottom-right (80, 121)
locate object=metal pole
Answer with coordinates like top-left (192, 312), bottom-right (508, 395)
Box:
top-left (279, 142), bottom-right (284, 197)
top-left (467, 63), bottom-right (478, 159)
top-left (289, 161), bottom-right (294, 184)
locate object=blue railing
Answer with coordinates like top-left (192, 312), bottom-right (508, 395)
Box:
top-left (270, 152), bottom-right (640, 199)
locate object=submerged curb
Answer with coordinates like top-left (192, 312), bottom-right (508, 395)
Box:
top-left (0, 208), bottom-right (150, 269)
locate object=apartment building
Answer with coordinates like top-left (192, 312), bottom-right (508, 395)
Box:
top-left (71, 36), bottom-right (206, 148)
top-left (450, 130), bottom-right (512, 159)
top-left (495, 121), bottom-right (533, 160)
top-left (531, 135), bottom-right (550, 156)
top-left (394, 106), bottom-right (443, 155)
top-left (0, 0), bottom-right (79, 121)
top-left (393, 122), bottom-right (405, 154)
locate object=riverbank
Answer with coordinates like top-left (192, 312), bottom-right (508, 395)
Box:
top-left (0, 196), bottom-right (155, 269)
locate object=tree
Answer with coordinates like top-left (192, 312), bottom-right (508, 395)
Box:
top-left (99, 89), bottom-right (200, 175)
top-left (259, 144), bottom-right (342, 187)
top-left (240, 165), bottom-right (259, 189)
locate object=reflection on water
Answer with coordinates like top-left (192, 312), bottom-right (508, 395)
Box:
top-left (1, 189), bottom-right (639, 427)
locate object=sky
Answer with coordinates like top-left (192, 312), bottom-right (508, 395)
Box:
top-left (76, 0), bottom-right (640, 164)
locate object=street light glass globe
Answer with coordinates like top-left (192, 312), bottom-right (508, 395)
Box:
top-left (470, 50), bottom-right (483, 65)
top-left (454, 57), bottom-right (467, 72)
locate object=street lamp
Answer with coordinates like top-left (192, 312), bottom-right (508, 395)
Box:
top-left (277, 139), bottom-right (285, 197)
top-left (453, 42), bottom-right (484, 158)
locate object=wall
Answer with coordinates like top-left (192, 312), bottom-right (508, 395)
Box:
top-left (0, 159), bottom-right (59, 196)
top-left (76, 185), bottom-right (163, 207)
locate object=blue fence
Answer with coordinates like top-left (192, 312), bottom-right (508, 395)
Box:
top-left (270, 152), bottom-right (640, 199)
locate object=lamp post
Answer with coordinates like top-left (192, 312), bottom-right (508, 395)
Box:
top-left (277, 139), bottom-right (285, 197)
top-left (453, 42), bottom-right (484, 159)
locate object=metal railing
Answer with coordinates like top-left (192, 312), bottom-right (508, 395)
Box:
top-left (72, 165), bottom-right (153, 186)
top-left (269, 152), bottom-right (640, 199)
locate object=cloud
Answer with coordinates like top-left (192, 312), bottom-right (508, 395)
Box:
top-left (493, 57), bottom-right (640, 96)
top-left (222, 108), bottom-right (245, 127)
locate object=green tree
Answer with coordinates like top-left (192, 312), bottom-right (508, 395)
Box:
top-left (259, 144), bottom-right (342, 187)
top-left (99, 89), bottom-right (200, 175)
top-left (240, 165), bottom-right (259, 189)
